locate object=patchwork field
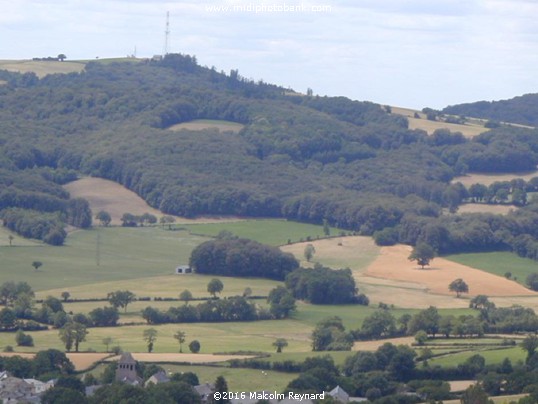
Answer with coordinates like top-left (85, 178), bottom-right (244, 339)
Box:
top-left (181, 220), bottom-right (342, 246)
top-left (391, 107), bottom-right (487, 137)
top-left (281, 237), bottom-right (535, 308)
top-left (0, 226), bottom-right (209, 291)
top-left (365, 244), bottom-right (535, 298)
top-left (0, 60), bottom-right (85, 77)
top-left (168, 119), bottom-right (244, 133)
top-left (64, 177), bottom-right (242, 226)
top-left (453, 171), bottom-right (538, 187)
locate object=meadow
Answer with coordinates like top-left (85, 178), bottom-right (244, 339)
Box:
top-left (444, 251), bottom-right (538, 286)
top-left (168, 119), bottom-right (245, 133)
top-left (179, 220), bottom-right (344, 246)
top-left (0, 226), bottom-right (209, 291)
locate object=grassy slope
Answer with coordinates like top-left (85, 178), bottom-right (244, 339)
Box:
top-left (444, 251), bottom-right (538, 286)
top-left (428, 346), bottom-right (525, 367)
top-left (0, 227), bottom-right (209, 291)
top-left (179, 220), bottom-right (345, 246)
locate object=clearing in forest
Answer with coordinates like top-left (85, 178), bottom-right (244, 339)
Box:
top-left (64, 177), bottom-right (244, 225)
top-left (168, 119), bottom-right (244, 133)
top-left (454, 203), bottom-right (516, 215)
top-left (453, 171), bottom-right (538, 187)
top-left (391, 106), bottom-right (487, 137)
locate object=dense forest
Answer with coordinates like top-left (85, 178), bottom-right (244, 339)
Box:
top-left (3, 54), bottom-right (538, 256)
top-left (442, 93), bottom-right (538, 126)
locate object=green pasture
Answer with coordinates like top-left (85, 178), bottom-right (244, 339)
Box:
top-left (38, 274), bottom-right (280, 300)
top-left (0, 320), bottom-right (314, 354)
top-left (0, 227), bottom-right (209, 291)
top-left (428, 346), bottom-right (525, 367)
top-left (0, 227), bottom-right (40, 247)
top-left (445, 251), bottom-right (538, 286)
top-left (178, 220), bottom-right (344, 246)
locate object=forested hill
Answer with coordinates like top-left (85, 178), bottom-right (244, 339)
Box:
top-left (442, 93), bottom-right (538, 126)
top-left (4, 54), bottom-right (538, 258)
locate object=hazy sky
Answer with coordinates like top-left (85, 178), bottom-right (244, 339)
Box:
top-left (2, 0), bottom-right (538, 109)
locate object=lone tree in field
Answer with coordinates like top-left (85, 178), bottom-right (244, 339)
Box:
top-left (449, 278), bottom-right (469, 298)
top-left (95, 211), bottom-right (111, 226)
top-left (408, 243), bottom-right (435, 269)
top-left (207, 279), bottom-right (224, 299)
top-left (61, 291), bottom-right (70, 302)
top-left (57, 54), bottom-right (66, 61)
top-left (143, 328), bottom-right (158, 353)
top-left (174, 330), bottom-right (186, 352)
top-left (8, 235), bottom-right (14, 246)
top-left (102, 336), bottom-right (113, 353)
top-left (32, 261), bottom-right (43, 272)
top-left (272, 338), bottom-right (288, 353)
top-left (189, 340), bottom-right (201, 353)
top-left (304, 244), bottom-right (316, 262)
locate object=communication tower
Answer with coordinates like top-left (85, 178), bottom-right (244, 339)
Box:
top-left (163, 11), bottom-right (170, 56)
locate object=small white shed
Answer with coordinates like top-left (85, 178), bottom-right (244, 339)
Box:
top-left (175, 265), bottom-right (191, 274)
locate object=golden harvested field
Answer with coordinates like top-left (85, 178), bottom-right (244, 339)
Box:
top-left (0, 352), bottom-right (111, 371)
top-left (365, 245), bottom-right (535, 298)
top-left (280, 236), bottom-right (379, 270)
top-left (0, 60), bottom-right (85, 78)
top-left (353, 337), bottom-right (415, 351)
top-left (455, 203), bottom-right (516, 215)
top-left (283, 237), bottom-right (537, 308)
top-left (64, 177), bottom-right (244, 225)
top-left (453, 171), bottom-right (538, 187)
top-left (168, 119), bottom-right (244, 133)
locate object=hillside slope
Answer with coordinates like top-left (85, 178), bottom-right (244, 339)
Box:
top-left (442, 93), bottom-right (538, 126)
top-left (3, 54), bottom-right (538, 259)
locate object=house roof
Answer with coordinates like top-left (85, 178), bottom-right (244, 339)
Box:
top-left (144, 371), bottom-right (170, 387)
top-left (194, 382), bottom-right (214, 397)
top-left (328, 385), bottom-right (350, 402)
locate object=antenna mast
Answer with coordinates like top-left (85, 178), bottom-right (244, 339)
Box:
top-left (163, 11), bottom-right (170, 56)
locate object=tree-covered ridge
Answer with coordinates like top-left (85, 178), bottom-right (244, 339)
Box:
top-left (442, 93), bottom-right (538, 127)
top-left (3, 54), bottom-right (538, 254)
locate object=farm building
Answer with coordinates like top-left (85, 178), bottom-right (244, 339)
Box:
top-left (175, 265), bottom-right (192, 274)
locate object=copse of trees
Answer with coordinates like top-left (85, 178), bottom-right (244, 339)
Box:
top-left (141, 296), bottom-right (261, 324)
top-left (285, 264), bottom-right (368, 305)
top-left (189, 238), bottom-right (298, 280)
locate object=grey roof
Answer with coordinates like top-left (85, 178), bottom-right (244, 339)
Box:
top-left (144, 371), bottom-right (170, 387)
top-left (328, 385), bottom-right (350, 402)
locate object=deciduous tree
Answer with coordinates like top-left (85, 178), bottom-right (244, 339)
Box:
top-left (408, 243), bottom-right (435, 269)
top-left (449, 278), bottom-right (469, 297)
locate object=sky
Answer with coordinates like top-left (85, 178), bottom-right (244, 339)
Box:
top-left (2, 0), bottom-right (538, 109)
